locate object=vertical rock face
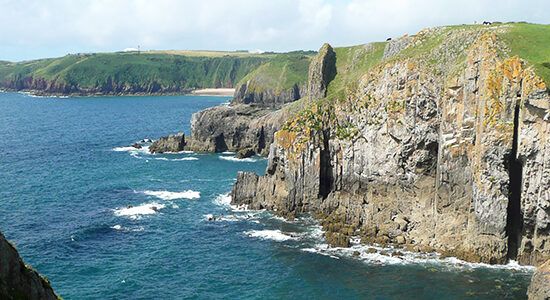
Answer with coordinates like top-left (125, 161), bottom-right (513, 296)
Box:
top-left (528, 259), bottom-right (550, 299)
top-left (232, 27), bottom-right (550, 266)
top-left (186, 53), bottom-right (315, 154)
top-left (232, 81), bottom-right (306, 108)
top-left (185, 105), bottom-right (289, 155)
top-left (307, 43), bottom-right (337, 101)
top-left (0, 231), bottom-right (58, 300)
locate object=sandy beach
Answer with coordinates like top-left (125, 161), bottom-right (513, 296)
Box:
top-left (190, 88), bottom-right (235, 96)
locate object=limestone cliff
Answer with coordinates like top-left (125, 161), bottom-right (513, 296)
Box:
top-left (149, 133), bottom-right (186, 153)
top-left (185, 53), bottom-right (314, 154)
top-left (528, 259), bottom-right (550, 299)
top-left (307, 43), bottom-right (336, 101)
top-left (0, 231), bottom-right (58, 300)
top-left (231, 23), bottom-right (550, 266)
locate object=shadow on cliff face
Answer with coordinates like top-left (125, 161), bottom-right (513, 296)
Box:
top-left (319, 130), bottom-right (333, 199)
top-left (506, 102), bottom-right (524, 260)
top-left (214, 134), bottom-right (228, 152)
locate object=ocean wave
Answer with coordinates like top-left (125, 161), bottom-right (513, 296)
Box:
top-left (203, 213), bottom-right (261, 223)
top-left (111, 224), bottom-right (145, 232)
top-left (141, 190), bottom-right (200, 200)
top-left (113, 202), bottom-right (165, 219)
top-left (213, 193), bottom-right (232, 207)
top-left (112, 145), bottom-right (150, 154)
top-left (244, 229), bottom-right (297, 242)
top-left (154, 157), bottom-right (198, 161)
top-left (218, 156), bottom-right (258, 162)
top-left (301, 241), bottom-right (535, 272)
top-left (221, 151), bottom-right (235, 155)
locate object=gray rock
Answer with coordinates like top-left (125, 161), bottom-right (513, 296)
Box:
top-left (307, 43), bottom-right (336, 101)
top-left (528, 259), bottom-right (550, 299)
top-left (0, 231), bottom-right (58, 299)
top-left (231, 30), bottom-right (550, 266)
top-left (236, 148), bottom-right (256, 159)
top-left (149, 132), bottom-right (186, 153)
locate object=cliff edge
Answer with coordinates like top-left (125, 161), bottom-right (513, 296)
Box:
top-left (231, 23), bottom-right (550, 266)
top-left (185, 53), bottom-right (313, 155)
top-left (0, 231), bottom-right (58, 300)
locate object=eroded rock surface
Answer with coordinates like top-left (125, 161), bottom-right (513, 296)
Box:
top-left (232, 26), bottom-right (550, 266)
top-left (149, 132), bottom-right (186, 153)
top-left (0, 231), bottom-right (58, 300)
top-left (528, 259), bottom-right (550, 299)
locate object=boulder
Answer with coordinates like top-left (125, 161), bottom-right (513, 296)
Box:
top-left (236, 148), bottom-right (256, 159)
top-left (149, 132), bottom-right (186, 153)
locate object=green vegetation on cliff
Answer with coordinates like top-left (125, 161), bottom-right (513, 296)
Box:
top-left (0, 51), bottom-right (272, 95)
top-left (500, 23), bottom-right (550, 85)
top-left (327, 42), bottom-right (387, 100)
top-left (236, 52), bottom-right (313, 94)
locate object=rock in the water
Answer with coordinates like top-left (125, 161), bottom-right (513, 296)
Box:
top-left (0, 231), bottom-right (59, 299)
top-left (149, 132), bottom-right (186, 153)
top-left (131, 143), bottom-right (142, 149)
top-left (236, 148), bottom-right (256, 159)
top-left (185, 103), bottom-right (296, 155)
top-left (528, 259), bottom-right (550, 300)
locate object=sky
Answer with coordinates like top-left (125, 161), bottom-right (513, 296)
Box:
top-left (1, 0), bottom-right (548, 62)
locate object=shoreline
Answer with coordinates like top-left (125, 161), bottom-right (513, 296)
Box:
top-left (189, 88), bottom-right (235, 96)
top-left (0, 87), bottom-right (235, 98)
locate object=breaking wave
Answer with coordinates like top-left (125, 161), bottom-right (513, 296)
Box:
top-left (218, 156), bottom-right (258, 162)
top-left (141, 190), bottom-right (200, 200)
top-left (113, 202), bottom-right (165, 219)
top-left (244, 229), bottom-right (297, 242)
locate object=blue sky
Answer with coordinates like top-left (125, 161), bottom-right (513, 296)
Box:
top-left (1, 0), bottom-right (548, 61)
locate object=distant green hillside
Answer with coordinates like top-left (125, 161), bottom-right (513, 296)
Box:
top-left (236, 52), bottom-right (312, 94)
top-left (0, 51), bottom-right (275, 95)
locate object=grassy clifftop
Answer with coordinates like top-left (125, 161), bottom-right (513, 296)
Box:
top-left (279, 22), bottom-right (550, 146)
top-left (0, 51), bottom-right (273, 95)
top-left (236, 51), bottom-right (314, 94)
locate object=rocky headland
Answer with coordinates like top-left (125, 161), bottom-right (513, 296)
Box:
top-left (184, 53), bottom-right (313, 155)
top-left (0, 231), bottom-right (58, 300)
top-left (223, 23), bottom-right (550, 274)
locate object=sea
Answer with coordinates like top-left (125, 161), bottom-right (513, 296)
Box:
top-left (0, 91), bottom-right (534, 299)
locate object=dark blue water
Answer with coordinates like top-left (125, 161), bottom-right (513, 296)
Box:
top-left (0, 92), bottom-right (533, 299)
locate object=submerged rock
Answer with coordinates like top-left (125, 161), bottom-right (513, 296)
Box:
top-left (149, 132), bottom-right (186, 153)
top-left (0, 231), bottom-right (59, 299)
top-left (236, 148), bottom-right (256, 159)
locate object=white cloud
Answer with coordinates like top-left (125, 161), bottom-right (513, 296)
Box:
top-left (0, 0), bottom-right (548, 61)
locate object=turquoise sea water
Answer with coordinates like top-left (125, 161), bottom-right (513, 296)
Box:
top-left (0, 92), bottom-right (534, 299)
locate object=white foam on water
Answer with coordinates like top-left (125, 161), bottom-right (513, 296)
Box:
top-left (244, 229), bottom-right (296, 242)
top-left (112, 145), bottom-right (151, 159)
top-left (221, 151), bottom-right (235, 155)
top-left (114, 202), bottom-right (165, 219)
top-left (112, 146), bottom-right (139, 152)
top-left (142, 190), bottom-right (200, 200)
top-left (218, 156), bottom-right (258, 162)
top-left (300, 239), bottom-right (535, 272)
top-left (172, 157), bottom-right (199, 161)
top-left (213, 193), bottom-right (232, 207)
top-left (153, 156), bottom-right (199, 161)
top-left (111, 224), bottom-right (145, 232)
